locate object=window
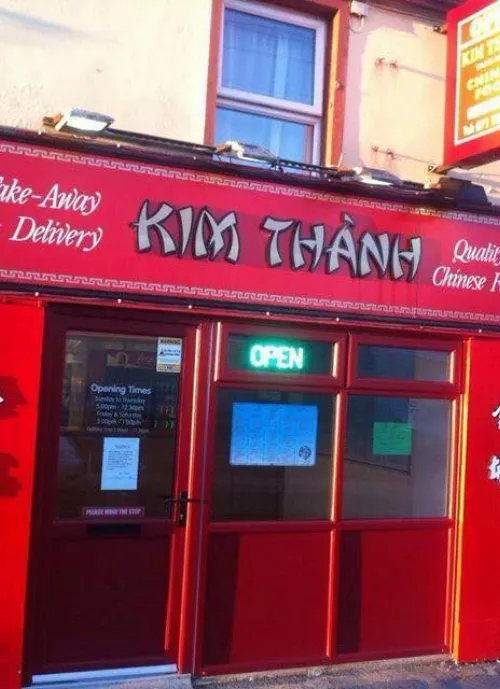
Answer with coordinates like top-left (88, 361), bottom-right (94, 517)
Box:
top-left (226, 334), bottom-right (338, 376)
top-left (342, 336), bottom-right (461, 520)
top-left (211, 388), bottom-right (335, 521)
top-left (342, 395), bottom-right (452, 519)
top-left (57, 332), bottom-right (181, 519)
top-left (215, 0), bottom-right (326, 163)
top-left (210, 325), bottom-right (345, 521)
top-left (348, 335), bottom-right (461, 393)
top-left (217, 325), bottom-right (345, 385)
top-left (357, 346), bottom-right (451, 383)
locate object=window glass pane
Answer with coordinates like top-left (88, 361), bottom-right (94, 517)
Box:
top-left (357, 345), bottom-right (451, 382)
top-left (212, 388), bottom-right (335, 521)
top-left (342, 395), bottom-right (451, 519)
top-left (215, 106), bottom-right (309, 161)
top-left (222, 8), bottom-right (316, 105)
top-left (58, 332), bottom-right (181, 519)
top-left (227, 334), bottom-right (334, 376)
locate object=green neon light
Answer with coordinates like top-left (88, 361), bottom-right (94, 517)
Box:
top-left (249, 343), bottom-right (305, 371)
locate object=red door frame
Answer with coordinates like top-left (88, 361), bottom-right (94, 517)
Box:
top-left (193, 322), bottom-right (347, 673)
top-left (334, 331), bottom-right (463, 662)
top-left (20, 302), bottom-right (468, 680)
top-left (0, 300), bottom-right (45, 689)
top-left (22, 305), bottom-right (207, 682)
top-left (191, 321), bottom-right (465, 674)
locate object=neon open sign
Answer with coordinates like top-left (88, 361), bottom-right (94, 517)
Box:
top-left (249, 343), bottom-right (305, 371)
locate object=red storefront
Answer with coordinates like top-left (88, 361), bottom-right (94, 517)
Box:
top-left (1, 128), bottom-right (500, 688)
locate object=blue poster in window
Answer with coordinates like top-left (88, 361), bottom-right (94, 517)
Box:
top-left (230, 402), bottom-right (318, 466)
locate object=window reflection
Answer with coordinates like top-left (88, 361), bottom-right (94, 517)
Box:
top-left (343, 395), bottom-right (451, 519)
top-left (57, 332), bottom-right (181, 520)
top-left (215, 107), bottom-right (311, 162)
top-left (222, 8), bottom-right (316, 104)
top-left (212, 388), bottom-right (335, 521)
top-left (357, 345), bottom-right (451, 382)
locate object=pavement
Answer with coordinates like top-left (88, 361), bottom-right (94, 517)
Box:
top-left (28, 657), bottom-right (500, 689)
top-left (195, 657), bottom-right (500, 689)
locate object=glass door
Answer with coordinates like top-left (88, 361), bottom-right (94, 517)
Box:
top-left (26, 315), bottom-right (197, 679)
top-left (200, 324), bottom-right (345, 672)
top-left (58, 331), bottom-right (181, 520)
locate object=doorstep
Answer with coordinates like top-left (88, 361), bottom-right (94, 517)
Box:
top-left (194, 655), bottom-right (500, 689)
top-left (23, 673), bottom-right (192, 689)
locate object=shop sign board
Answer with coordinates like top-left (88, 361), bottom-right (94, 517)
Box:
top-left (249, 343), bottom-right (305, 371)
top-left (445, 0), bottom-right (500, 168)
top-left (2, 139), bottom-right (500, 324)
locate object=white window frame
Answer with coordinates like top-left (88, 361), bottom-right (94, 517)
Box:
top-left (216, 98), bottom-right (321, 164)
top-left (216, 0), bottom-right (326, 163)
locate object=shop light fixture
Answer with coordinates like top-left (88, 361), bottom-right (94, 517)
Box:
top-left (353, 167), bottom-right (403, 186)
top-left (214, 140), bottom-right (278, 164)
top-left (43, 108), bottom-right (115, 135)
top-left (433, 176), bottom-right (490, 207)
top-left (37, 119), bottom-right (490, 209)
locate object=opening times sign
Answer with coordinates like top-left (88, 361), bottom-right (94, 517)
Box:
top-left (86, 383), bottom-right (152, 433)
top-left (446, 0), bottom-right (500, 167)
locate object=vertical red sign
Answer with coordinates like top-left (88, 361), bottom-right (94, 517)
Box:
top-left (445, 0), bottom-right (500, 168)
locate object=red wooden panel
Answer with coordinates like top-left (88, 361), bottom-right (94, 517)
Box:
top-left (202, 530), bottom-right (331, 669)
top-left (44, 535), bottom-right (171, 666)
top-left (456, 338), bottom-right (500, 662)
top-left (336, 526), bottom-right (449, 656)
top-left (0, 301), bottom-right (44, 689)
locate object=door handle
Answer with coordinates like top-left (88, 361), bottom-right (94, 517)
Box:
top-left (166, 491), bottom-right (202, 526)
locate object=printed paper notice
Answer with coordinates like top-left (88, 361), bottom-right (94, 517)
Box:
top-left (101, 437), bottom-right (140, 491)
top-left (372, 422), bottom-right (412, 456)
top-left (157, 337), bottom-right (182, 373)
top-left (230, 402), bottom-right (318, 466)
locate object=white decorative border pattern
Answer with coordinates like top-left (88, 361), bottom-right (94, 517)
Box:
top-left (1, 269), bottom-right (499, 325)
top-left (2, 140), bottom-right (500, 226)
top-left (1, 139), bottom-right (500, 325)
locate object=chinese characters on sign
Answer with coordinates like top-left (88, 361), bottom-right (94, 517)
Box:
top-left (488, 402), bottom-right (500, 483)
top-left (488, 454), bottom-right (500, 481)
top-left (492, 402), bottom-right (500, 428)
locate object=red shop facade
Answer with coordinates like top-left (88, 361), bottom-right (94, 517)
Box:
top-left (2, 128), bottom-right (500, 688)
